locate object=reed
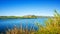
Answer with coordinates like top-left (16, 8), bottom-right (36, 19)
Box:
top-left (6, 23), bottom-right (36, 34)
top-left (36, 10), bottom-right (60, 34)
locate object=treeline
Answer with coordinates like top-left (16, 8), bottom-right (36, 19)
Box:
top-left (0, 16), bottom-right (20, 19)
top-left (0, 15), bottom-right (37, 19)
top-left (0, 15), bottom-right (52, 19)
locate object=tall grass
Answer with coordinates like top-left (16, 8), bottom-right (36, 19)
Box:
top-left (36, 10), bottom-right (60, 34)
top-left (6, 24), bottom-right (36, 34)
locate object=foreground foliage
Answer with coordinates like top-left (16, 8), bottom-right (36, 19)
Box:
top-left (36, 10), bottom-right (60, 34)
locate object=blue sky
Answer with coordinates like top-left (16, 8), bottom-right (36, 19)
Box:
top-left (0, 0), bottom-right (60, 16)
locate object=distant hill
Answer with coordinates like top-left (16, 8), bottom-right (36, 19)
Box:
top-left (0, 15), bottom-right (53, 19)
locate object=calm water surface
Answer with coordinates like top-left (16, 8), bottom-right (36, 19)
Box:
top-left (0, 18), bottom-right (47, 33)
